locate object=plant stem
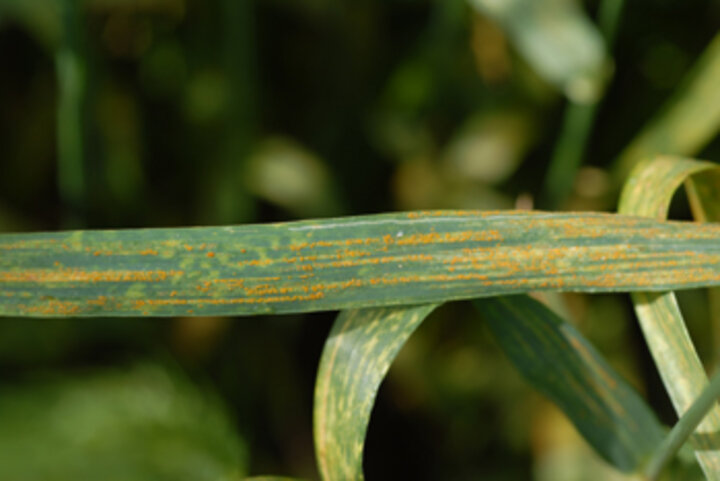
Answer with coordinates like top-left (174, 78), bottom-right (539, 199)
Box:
top-left (541, 0), bottom-right (625, 208)
top-left (200, 0), bottom-right (257, 224)
top-left (55, 0), bottom-right (87, 225)
top-left (645, 367), bottom-right (720, 480)
top-left (542, 101), bottom-right (598, 207)
top-left (597, 0), bottom-right (625, 44)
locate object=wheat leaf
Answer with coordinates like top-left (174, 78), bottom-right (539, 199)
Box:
top-left (476, 294), bottom-right (665, 472)
top-left (4, 210), bottom-right (720, 317)
top-left (619, 155), bottom-right (720, 479)
top-left (314, 304), bottom-right (438, 481)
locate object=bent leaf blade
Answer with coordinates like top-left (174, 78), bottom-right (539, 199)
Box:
top-left (314, 304), bottom-right (438, 481)
top-left (476, 294), bottom-right (665, 472)
top-left (614, 34), bottom-right (720, 182)
top-left (619, 155), bottom-right (720, 479)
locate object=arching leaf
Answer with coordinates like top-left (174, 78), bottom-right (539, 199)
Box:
top-left (476, 294), bottom-right (665, 472)
top-left (314, 304), bottom-right (438, 481)
top-left (619, 155), bottom-right (720, 478)
top-left (614, 34), bottom-right (720, 183)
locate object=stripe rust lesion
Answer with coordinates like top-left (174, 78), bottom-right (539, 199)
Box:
top-left (0, 269), bottom-right (184, 283)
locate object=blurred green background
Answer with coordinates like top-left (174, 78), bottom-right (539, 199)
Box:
top-left (1, 0), bottom-right (720, 479)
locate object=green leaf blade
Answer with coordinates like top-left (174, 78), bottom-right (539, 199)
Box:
top-left (619, 156), bottom-right (720, 479)
top-left (646, 368), bottom-right (720, 480)
top-left (4, 210), bottom-right (720, 317)
top-left (614, 33), bottom-right (720, 182)
top-left (314, 304), bottom-right (438, 481)
top-left (476, 294), bottom-right (665, 473)
top-left (0, 364), bottom-right (248, 481)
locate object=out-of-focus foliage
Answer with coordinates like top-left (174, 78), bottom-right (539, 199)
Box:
top-left (469, 0), bottom-right (608, 103)
top-left (614, 34), bottom-right (720, 183)
top-left (0, 364), bottom-right (247, 481)
top-left (0, 0), bottom-right (61, 48)
top-left (1, 0), bottom-right (720, 479)
top-left (245, 137), bottom-right (342, 218)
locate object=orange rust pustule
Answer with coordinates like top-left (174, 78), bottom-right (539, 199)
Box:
top-left (137, 292), bottom-right (326, 307)
top-left (0, 269), bottom-right (184, 283)
top-left (87, 296), bottom-right (108, 306)
top-left (289, 238), bottom-right (380, 252)
top-left (16, 300), bottom-right (81, 316)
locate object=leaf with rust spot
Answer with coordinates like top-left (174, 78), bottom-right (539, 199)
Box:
top-left (314, 304), bottom-right (438, 481)
top-left (3, 210), bottom-right (720, 317)
top-left (619, 155), bottom-right (720, 479)
top-left (476, 294), bottom-right (665, 472)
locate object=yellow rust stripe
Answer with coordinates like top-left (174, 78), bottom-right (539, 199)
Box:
top-left (1, 210), bottom-right (720, 317)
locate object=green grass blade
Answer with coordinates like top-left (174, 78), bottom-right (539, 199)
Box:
top-left (314, 304), bottom-right (438, 481)
top-left (597, 0), bottom-right (625, 46)
top-left (475, 294), bottom-right (665, 472)
top-left (686, 169), bottom-right (720, 223)
top-left (55, 0), bottom-right (87, 223)
top-left (645, 368), bottom-right (720, 480)
top-left (542, 99), bottom-right (600, 208)
top-left (619, 156), bottom-right (719, 218)
top-left (541, 0), bottom-right (625, 208)
top-left (619, 156), bottom-right (720, 479)
top-left (468, 0), bottom-right (607, 102)
top-left (4, 210), bottom-right (720, 317)
top-left (614, 33), bottom-right (720, 184)
top-left (686, 169), bottom-right (720, 366)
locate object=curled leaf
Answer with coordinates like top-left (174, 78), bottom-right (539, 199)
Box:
top-left (619, 155), bottom-right (720, 478)
top-left (314, 304), bottom-right (438, 481)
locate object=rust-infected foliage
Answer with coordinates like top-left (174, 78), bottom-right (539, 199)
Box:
top-left (314, 304), bottom-right (439, 481)
top-left (620, 157), bottom-right (720, 477)
top-left (1, 210), bottom-right (720, 317)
